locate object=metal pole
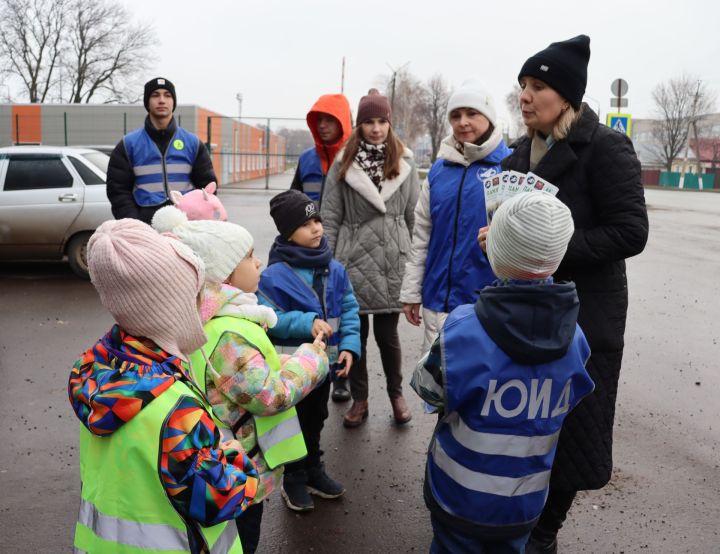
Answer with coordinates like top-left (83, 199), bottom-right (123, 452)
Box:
top-left (264, 118), bottom-right (271, 190)
top-left (206, 116), bottom-right (212, 151)
top-left (15, 113), bottom-right (19, 145)
top-left (64, 112), bottom-right (68, 146)
top-left (123, 112), bottom-right (127, 135)
top-left (341, 57), bottom-right (345, 94)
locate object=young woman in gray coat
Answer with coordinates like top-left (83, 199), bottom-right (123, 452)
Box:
top-left (480, 35), bottom-right (648, 554)
top-left (321, 89), bottom-right (420, 428)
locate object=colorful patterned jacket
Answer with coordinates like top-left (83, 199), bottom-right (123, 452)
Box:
top-left (68, 325), bottom-right (259, 528)
top-left (198, 283), bottom-right (329, 502)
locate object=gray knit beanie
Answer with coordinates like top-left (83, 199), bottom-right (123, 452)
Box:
top-left (487, 193), bottom-right (574, 280)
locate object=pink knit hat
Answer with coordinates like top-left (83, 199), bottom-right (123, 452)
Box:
top-left (87, 219), bottom-right (207, 359)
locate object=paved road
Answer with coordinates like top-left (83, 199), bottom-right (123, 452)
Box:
top-left (0, 188), bottom-right (717, 553)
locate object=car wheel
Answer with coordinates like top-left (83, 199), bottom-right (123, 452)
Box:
top-left (66, 232), bottom-right (92, 280)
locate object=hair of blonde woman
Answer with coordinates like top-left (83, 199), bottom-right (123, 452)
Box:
top-left (526, 103), bottom-right (584, 141)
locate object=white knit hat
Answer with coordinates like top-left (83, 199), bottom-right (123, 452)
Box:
top-left (152, 205), bottom-right (253, 283)
top-left (87, 219), bottom-right (207, 358)
top-left (447, 79), bottom-right (497, 127)
top-left (487, 192), bottom-right (574, 280)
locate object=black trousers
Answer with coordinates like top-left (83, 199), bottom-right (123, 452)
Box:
top-left (530, 488), bottom-right (577, 544)
top-left (350, 313), bottom-right (403, 401)
top-left (284, 376), bottom-right (331, 473)
top-left (236, 501), bottom-right (264, 554)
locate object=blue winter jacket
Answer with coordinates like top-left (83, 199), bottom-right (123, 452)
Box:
top-left (258, 247), bottom-right (361, 369)
top-left (423, 140), bottom-right (511, 313)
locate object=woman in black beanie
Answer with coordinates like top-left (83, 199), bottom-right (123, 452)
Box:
top-left (496, 35), bottom-right (649, 553)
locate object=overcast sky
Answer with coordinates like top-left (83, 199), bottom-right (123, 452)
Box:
top-left (119, 0), bottom-right (720, 130)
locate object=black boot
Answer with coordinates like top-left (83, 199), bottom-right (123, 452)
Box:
top-left (331, 377), bottom-right (351, 402)
top-left (526, 489), bottom-right (576, 554)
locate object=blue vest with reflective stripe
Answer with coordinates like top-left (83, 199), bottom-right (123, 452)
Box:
top-left (259, 260), bottom-right (346, 360)
top-left (124, 126), bottom-right (199, 207)
top-left (428, 303), bottom-right (593, 528)
top-left (297, 147), bottom-right (325, 203)
top-left (423, 142), bottom-right (510, 313)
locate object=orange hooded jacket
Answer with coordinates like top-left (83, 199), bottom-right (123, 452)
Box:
top-left (306, 94), bottom-right (353, 173)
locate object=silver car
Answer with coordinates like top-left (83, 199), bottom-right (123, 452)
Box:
top-left (0, 146), bottom-right (113, 278)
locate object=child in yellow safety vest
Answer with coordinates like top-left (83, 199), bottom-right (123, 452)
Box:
top-left (68, 219), bottom-right (259, 554)
top-left (153, 202), bottom-right (329, 554)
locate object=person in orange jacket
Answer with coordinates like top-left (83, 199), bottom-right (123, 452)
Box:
top-left (290, 93), bottom-right (353, 402)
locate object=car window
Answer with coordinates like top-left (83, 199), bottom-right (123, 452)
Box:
top-left (69, 156), bottom-right (105, 185)
top-left (80, 152), bottom-right (110, 175)
top-left (4, 155), bottom-right (73, 191)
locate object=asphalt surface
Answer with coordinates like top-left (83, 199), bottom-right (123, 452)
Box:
top-left (0, 187), bottom-right (718, 553)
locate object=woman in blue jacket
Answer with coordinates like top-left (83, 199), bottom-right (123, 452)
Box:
top-left (399, 79), bottom-right (511, 351)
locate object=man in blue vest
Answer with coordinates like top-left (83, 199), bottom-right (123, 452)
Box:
top-left (411, 192), bottom-right (594, 554)
top-left (107, 77), bottom-right (217, 224)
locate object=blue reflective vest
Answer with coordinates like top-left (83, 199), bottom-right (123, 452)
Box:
top-left (259, 260), bottom-right (347, 361)
top-left (427, 303), bottom-right (593, 529)
top-left (297, 147), bottom-right (325, 203)
top-left (124, 126), bottom-right (199, 207)
top-left (423, 141), bottom-right (511, 313)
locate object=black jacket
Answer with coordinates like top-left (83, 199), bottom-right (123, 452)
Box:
top-left (502, 104), bottom-right (649, 490)
top-left (106, 116), bottom-right (217, 224)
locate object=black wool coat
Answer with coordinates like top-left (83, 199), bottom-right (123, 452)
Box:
top-left (502, 104), bottom-right (649, 490)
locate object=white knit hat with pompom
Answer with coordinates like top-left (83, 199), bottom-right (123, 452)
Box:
top-left (152, 205), bottom-right (253, 283)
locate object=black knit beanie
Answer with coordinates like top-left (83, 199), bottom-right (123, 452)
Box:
top-left (269, 190), bottom-right (322, 239)
top-left (518, 35), bottom-right (590, 109)
top-left (144, 77), bottom-right (177, 112)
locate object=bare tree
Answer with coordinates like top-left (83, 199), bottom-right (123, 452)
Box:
top-left (505, 84), bottom-right (525, 141)
top-left (0, 0), bottom-right (66, 102)
top-left (382, 68), bottom-right (429, 147)
top-left (276, 128), bottom-right (314, 157)
top-left (64, 0), bottom-right (156, 103)
top-left (424, 74), bottom-right (451, 163)
top-left (651, 75), bottom-right (716, 172)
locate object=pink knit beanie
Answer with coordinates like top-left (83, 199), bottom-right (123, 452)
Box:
top-left (87, 219), bottom-right (207, 359)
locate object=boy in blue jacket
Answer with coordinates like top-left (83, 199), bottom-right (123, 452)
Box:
top-left (411, 192), bottom-right (594, 554)
top-left (259, 189), bottom-right (361, 512)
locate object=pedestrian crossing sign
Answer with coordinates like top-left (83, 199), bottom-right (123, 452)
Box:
top-left (606, 113), bottom-right (631, 136)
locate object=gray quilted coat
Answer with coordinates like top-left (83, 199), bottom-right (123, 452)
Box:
top-left (321, 148), bottom-right (420, 314)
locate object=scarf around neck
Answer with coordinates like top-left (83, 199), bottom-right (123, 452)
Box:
top-left (268, 235), bottom-right (333, 269)
top-left (355, 140), bottom-right (386, 188)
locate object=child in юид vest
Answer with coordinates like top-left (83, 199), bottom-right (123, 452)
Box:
top-left (411, 192), bottom-right (595, 554)
top-left (69, 219), bottom-right (258, 553)
top-left (258, 190), bottom-right (361, 512)
top-left (152, 204), bottom-right (329, 554)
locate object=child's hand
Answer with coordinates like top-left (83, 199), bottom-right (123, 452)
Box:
top-left (312, 318), bottom-right (333, 338)
top-left (336, 351), bottom-right (353, 377)
top-left (220, 439), bottom-right (243, 452)
top-left (477, 226), bottom-right (489, 252)
top-left (402, 303), bottom-right (422, 326)
top-left (313, 331), bottom-right (327, 350)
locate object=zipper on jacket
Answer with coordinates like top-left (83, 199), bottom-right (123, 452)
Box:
top-left (443, 166), bottom-right (469, 312)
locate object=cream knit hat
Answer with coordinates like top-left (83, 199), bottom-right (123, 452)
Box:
top-left (447, 79), bottom-right (497, 127)
top-left (487, 192), bottom-right (574, 280)
top-left (87, 219), bottom-right (207, 358)
top-left (152, 205), bottom-right (253, 283)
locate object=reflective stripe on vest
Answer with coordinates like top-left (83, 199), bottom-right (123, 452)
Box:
top-left (431, 440), bottom-right (551, 497)
top-left (447, 412), bottom-right (560, 457)
top-left (74, 379), bottom-right (242, 554)
top-left (187, 316), bottom-right (307, 469)
top-left (297, 147), bottom-right (324, 203)
top-left (77, 497), bottom-right (189, 551)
